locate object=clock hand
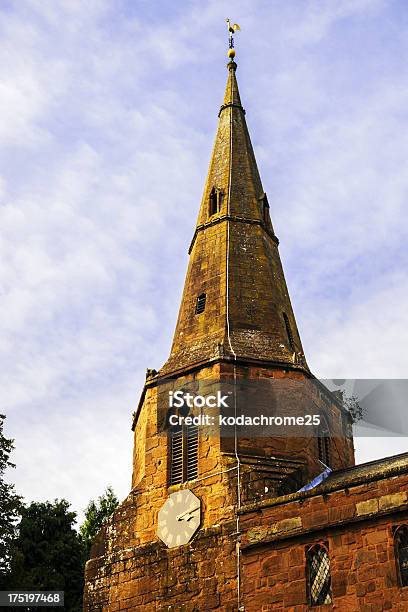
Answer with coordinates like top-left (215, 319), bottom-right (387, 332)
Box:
top-left (176, 507), bottom-right (198, 521)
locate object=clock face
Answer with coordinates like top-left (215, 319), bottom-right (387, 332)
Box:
top-left (157, 489), bottom-right (201, 548)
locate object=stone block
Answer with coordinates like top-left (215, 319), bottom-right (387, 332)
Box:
top-left (356, 498), bottom-right (379, 516)
top-left (379, 492), bottom-right (407, 510)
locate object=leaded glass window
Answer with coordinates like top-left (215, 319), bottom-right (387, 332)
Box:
top-left (307, 544), bottom-right (332, 606)
top-left (395, 525), bottom-right (408, 587)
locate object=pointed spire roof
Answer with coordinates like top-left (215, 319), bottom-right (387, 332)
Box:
top-left (194, 60), bottom-right (270, 232)
top-left (161, 60), bottom-right (308, 376)
top-left (222, 60), bottom-right (242, 107)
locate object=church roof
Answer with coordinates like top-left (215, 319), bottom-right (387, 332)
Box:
top-left (318, 450), bottom-right (408, 492)
top-left (239, 451), bottom-right (408, 515)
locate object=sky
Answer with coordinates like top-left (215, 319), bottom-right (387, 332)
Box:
top-left (1, 0), bottom-right (408, 523)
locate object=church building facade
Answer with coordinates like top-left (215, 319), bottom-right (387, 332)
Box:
top-left (83, 53), bottom-right (408, 611)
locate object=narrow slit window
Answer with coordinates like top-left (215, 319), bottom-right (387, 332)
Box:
top-left (260, 193), bottom-right (269, 224)
top-left (209, 187), bottom-right (223, 216)
top-left (317, 421), bottom-right (331, 468)
top-left (195, 293), bottom-right (206, 314)
top-left (169, 425), bottom-right (199, 485)
top-left (306, 544), bottom-right (333, 606)
top-left (209, 188), bottom-right (217, 216)
top-left (263, 203), bottom-right (268, 223)
top-left (283, 312), bottom-right (295, 352)
top-left (218, 191), bottom-right (224, 211)
top-left (395, 525), bottom-right (408, 587)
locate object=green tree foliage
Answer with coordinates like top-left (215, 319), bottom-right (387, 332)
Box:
top-left (1, 413), bottom-right (118, 608)
top-left (0, 414), bottom-right (22, 588)
top-left (80, 486), bottom-right (119, 556)
top-left (7, 500), bottom-right (84, 611)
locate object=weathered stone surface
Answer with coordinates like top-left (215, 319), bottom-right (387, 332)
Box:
top-left (379, 492), bottom-right (407, 510)
top-left (247, 516), bottom-right (302, 545)
top-left (356, 498), bottom-right (379, 516)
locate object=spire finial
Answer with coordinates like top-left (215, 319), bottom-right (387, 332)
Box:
top-left (226, 19), bottom-right (241, 61)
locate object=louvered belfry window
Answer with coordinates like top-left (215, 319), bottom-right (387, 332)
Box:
top-left (169, 428), bottom-right (184, 485)
top-left (395, 525), bottom-right (408, 587)
top-left (307, 544), bottom-right (333, 606)
top-left (169, 424), bottom-right (199, 485)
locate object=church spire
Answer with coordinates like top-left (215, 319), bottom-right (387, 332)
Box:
top-left (161, 55), bottom-right (307, 376)
top-left (222, 60), bottom-right (242, 108)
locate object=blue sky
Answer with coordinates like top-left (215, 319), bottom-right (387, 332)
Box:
top-left (1, 0), bottom-right (408, 522)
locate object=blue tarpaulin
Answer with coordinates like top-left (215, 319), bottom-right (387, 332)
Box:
top-left (297, 467), bottom-right (332, 492)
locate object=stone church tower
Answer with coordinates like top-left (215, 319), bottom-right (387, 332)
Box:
top-left (84, 53), bottom-right (408, 611)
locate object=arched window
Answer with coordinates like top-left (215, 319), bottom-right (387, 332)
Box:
top-left (306, 543), bottom-right (332, 606)
top-left (317, 419), bottom-right (331, 468)
top-left (395, 525), bottom-right (408, 587)
top-left (209, 187), bottom-right (223, 216)
top-left (195, 293), bottom-right (206, 314)
top-left (209, 188), bottom-right (217, 216)
top-left (283, 312), bottom-right (295, 352)
top-left (169, 424), bottom-right (199, 485)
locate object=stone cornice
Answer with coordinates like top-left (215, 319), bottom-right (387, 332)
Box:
top-left (131, 356), bottom-right (317, 431)
top-left (241, 501), bottom-right (408, 551)
top-left (218, 102), bottom-right (246, 117)
top-left (188, 214), bottom-right (279, 254)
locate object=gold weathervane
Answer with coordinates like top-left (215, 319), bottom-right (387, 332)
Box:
top-left (226, 18), bottom-right (241, 60)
